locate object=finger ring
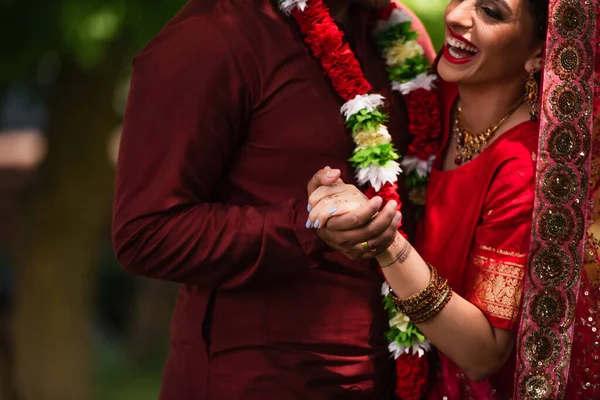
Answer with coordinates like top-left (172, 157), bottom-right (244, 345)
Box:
top-left (361, 241), bottom-right (376, 253)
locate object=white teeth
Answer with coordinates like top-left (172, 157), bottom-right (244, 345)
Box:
top-left (448, 47), bottom-right (466, 59)
top-left (446, 36), bottom-right (478, 54)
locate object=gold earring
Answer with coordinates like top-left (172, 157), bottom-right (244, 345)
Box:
top-left (525, 69), bottom-right (539, 121)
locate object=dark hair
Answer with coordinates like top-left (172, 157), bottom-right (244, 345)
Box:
top-left (525, 0), bottom-right (549, 42)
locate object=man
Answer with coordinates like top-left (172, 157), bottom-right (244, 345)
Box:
top-left (112, 0), bottom-right (434, 398)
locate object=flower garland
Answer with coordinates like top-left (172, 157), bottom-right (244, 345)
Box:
top-left (280, 1), bottom-right (441, 398)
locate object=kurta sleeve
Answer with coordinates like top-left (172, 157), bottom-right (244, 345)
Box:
top-left (464, 163), bottom-right (535, 331)
top-left (112, 17), bottom-right (321, 289)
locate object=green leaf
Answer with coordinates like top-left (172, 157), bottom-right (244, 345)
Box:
top-left (383, 294), bottom-right (395, 311)
top-left (345, 108), bottom-right (389, 133)
top-left (387, 55), bottom-right (430, 83)
top-left (385, 326), bottom-right (400, 342)
top-left (375, 21), bottom-right (418, 48)
top-left (349, 143), bottom-right (400, 168)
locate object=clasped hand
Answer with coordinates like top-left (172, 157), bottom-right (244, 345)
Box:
top-left (306, 167), bottom-right (401, 260)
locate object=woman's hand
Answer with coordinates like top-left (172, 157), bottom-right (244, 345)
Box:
top-left (306, 167), bottom-right (401, 259)
top-left (306, 180), bottom-right (369, 229)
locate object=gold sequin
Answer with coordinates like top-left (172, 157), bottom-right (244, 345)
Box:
top-left (538, 207), bottom-right (575, 244)
top-left (533, 247), bottom-right (571, 285)
top-left (553, 40), bottom-right (584, 80)
top-left (519, 371), bottom-right (555, 400)
top-left (530, 288), bottom-right (567, 327)
top-left (548, 125), bottom-right (581, 162)
top-left (542, 165), bottom-right (578, 204)
top-left (551, 83), bottom-right (583, 121)
top-left (555, 2), bottom-right (585, 38)
top-left (524, 329), bottom-right (561, 367)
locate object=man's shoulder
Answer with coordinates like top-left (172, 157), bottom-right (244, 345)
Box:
top-left (138, 0), bottom-right (270, 58)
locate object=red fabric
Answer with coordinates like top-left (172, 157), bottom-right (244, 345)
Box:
top-left (418, 81), bottom-right (539, 399)
top-left (394, 352), bottom-right (429, 400)
top-left (566, 271), bottom-right (600, 399)
top-left (112, 0), bottom-right (433, 398)
top-left (564, 5), bottom-right (600, 397)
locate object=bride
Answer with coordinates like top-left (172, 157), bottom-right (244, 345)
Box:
top-left (306, 0), bottom-right (600, 398)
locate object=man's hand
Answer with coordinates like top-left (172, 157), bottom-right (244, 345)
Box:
top-left (319, 199), bottom-right (401, 259)
top-left (306, 167), bottom-right (401, 259)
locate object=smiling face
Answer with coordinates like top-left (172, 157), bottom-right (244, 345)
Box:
top-left (438, 0), bottom-right (544, 86)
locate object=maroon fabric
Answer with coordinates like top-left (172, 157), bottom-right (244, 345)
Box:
top-left (112, 0), bottom-right (432, 398)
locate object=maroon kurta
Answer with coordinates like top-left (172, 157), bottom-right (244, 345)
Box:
top-left (112, 0), bottom-right (434, 398)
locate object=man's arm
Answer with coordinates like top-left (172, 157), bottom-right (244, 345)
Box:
top-left (112, 17), bottom-right (324, 289)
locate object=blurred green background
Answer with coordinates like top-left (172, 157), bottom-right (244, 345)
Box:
top-left (0, 1), bottom-right (445, 399)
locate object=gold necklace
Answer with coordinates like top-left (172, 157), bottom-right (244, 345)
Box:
top-left (453, 98), bottom-right (525, 166)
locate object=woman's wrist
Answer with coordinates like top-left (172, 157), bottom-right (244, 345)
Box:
top-left (376, 234), bottom-right (432, 298)
top-left (376, 233), bottom-right (411, 267)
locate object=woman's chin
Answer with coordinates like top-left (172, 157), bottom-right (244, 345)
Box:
top-left (437, 58), bottom-right (478, 85)
top-left (437, 59), bottom-right (463, 83)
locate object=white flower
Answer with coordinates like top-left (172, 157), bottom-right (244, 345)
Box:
top-left (381, 282), bottom-right (390, 297)
top-left (388, 341), bottom-right (404, 359)
top-left (411, 340), bottom-right (432, 358)
top-left (388, 339), bottom-right (432, 359)
top-left (384, 39), bottom-right (423, 67)
top-left (355, 161), bottom-right (401, 192)
top-left (392, 73), bottom-right (438, 96)
top-left (341, 94), bottom-right (385, 121)
top-left (401, 154), bottom-right (435, 177)
top-left (279, 0), bottom-right (308, 14)
top-left (353, 125), bottom-right (392, 150)
top-left (389, 313), bottom-right (411, 332)
top-left (373, 9), bottom-right (413, 36)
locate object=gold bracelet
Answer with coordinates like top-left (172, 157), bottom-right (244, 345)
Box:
top-left (391, 264), bottom-right (438, 310)
top-left (400, 277), bottom-right (447, 316)
top-left (390, 263), bottom-right (452, 324)
top-left (410, 285), bottom-right (452, 323)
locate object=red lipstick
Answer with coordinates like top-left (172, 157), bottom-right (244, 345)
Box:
top-left (443, 28), bottom-right (479, 65)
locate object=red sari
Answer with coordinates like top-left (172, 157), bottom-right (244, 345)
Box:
top-left (564, 112), bottom-right (600, 399)
top-left (418, 82), bottom-right (539, 399)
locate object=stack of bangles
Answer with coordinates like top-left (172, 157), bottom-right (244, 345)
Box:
top-left (389, 263), bottom-right (453, 323)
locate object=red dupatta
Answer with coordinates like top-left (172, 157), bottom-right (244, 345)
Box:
top-left (514, 1), bottom-right (600, 398)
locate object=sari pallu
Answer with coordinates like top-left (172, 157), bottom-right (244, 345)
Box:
top-left (514, 1), bottom-right (600, 399)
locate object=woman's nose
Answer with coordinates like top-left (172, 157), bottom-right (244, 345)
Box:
top-left (446, 0), bottom-right (475, 32)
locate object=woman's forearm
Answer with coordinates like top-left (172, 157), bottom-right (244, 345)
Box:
top-left (377, 236), bottom-right (515, 381)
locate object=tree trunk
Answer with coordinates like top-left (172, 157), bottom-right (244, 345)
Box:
top-left (11, 55), bottom-right (123, 400)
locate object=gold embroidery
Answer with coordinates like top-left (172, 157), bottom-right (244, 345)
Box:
top-left (471, 255), bottom-right (526, 322)
top-left (478, 245), bottom-right (527, 259)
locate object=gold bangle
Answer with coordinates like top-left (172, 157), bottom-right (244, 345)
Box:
top-left (410, 285), bottom-right (452, 323)
top-left (391, 264), bottom-right (438, 310)
top-left (390, 263), bottom-right (452, 324)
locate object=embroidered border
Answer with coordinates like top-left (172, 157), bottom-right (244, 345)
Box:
top-left (514, 0), bottom-right (597, 398)
top-left (471, 255), bottom-right (525, 322)
top-left (479, 245), bottom-right (528, 259)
